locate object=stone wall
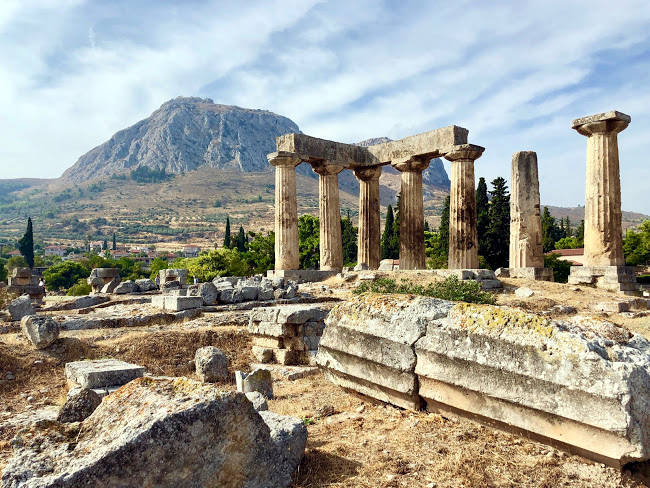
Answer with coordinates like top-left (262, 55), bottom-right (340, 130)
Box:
top-left (316, 294), bottom-right (650, 466)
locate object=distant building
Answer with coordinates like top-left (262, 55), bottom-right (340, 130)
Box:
top-left (546, 248), bottom-right (585, 266)
top-left (182, 245), bottom-right (201, 258)
top-left (44, 245), bottom-right (66, 257)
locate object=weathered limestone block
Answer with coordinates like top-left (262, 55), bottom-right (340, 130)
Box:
top-left (113, 280), bottom-right (139, 294)
top-left (88, 268), bottom-right (120, 294)
top-left (414, 302), bottom-right (650, 466)
top-left (151, 295), bottom-right (203, 311)
top-left (65, 359), bottom-right (145, 389)
top-left (9, 295), bottom-right (34, 321)
top-left (21, 315), bottom-right (59, 349)
top-left (135, 278), bottom-right (157, 292)
top-left (195, 346), bottom-right (229, 383)
top-left (236, 368), bottom-right (274, 399)
top-left (198, 281), bottom-right (219, 305)
top-left (159, 268), bottom-right (188, 286)
top-left (568, 265), bottom-right (638, 293)
top-left (1, 377), bottom-right (306, 488)
top-left (57, 388), bottom-right (102, 423)
top-left (100, 278), bottom-right (120, 294)
top-left (316, 295), bottom-right (453, 410)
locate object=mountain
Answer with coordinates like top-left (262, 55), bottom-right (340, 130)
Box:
top-left (61, 97), bottom-right (300, 183)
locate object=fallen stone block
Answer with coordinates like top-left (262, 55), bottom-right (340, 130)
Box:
top-left (245, 391), bottom-right (268, 411)
top-left (100, 277), bottom-right (120, 294)
top-left (1, 377), bottom-right (306, 488)
top-left (236, 368), bottom-right (273, 399)
top-left (591, 301), bottom-right (631, 313)
top-left (135, 278), bottom-right (157, 292)
top-left (164, 295), bottom-right (203, 311)
top-left (162, 279), bottom-right (182, 290)
top-left (8, 295), bottom-right (33, 321)
top-left (65, 359), bottom-right (145, 389)
top-left (316, 294), bottom-right (453, 410)
top-left (238, 284), bottom-right (260, 301)
top-left (514, 287), bottom-right (534, 298)
top-left (195, 346), bottom-right (229, 383)
top-left (113, 280), bottom-right (140, 294)
top-left (57, 388), bottom-right (101, 423)
top-left (21, 315), bottom-right (59, 349)
top-left (159, 268), bottom-right (188, 286)
top-left (414, 302), bottom-right (650, 466)
top-left (198, 281), bottom-right (219, 305)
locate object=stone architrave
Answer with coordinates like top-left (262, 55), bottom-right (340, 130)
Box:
top-left (392, 157), bottom-right (430, 270)
top-left (510, 151), bottom-right (544, 268)
top-left (572, 111), bottom-right (630, 267)
top-left (354, 166), bottom-right (382, 269)
top-left (312, 162), bottom-right (344, 271)
top-left (269, 151), bottom-right (302, 271)
top-left (444, 144), bottom-right (484, 269)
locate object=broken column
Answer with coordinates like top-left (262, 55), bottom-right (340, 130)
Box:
top-left (313, 162), bottom-right (344, 271)
top-left (568, 111), bottom-right (637, 292)
top-left (508, 151), bottom-right (553, 281)
top-left (354, 166), bottom-right (382, 269)
top-left (444, 144), bottom-right (484, 269)
top-left (392, 156), bottom-right (429, 270)
top-left (269, 151), bottom-right (302, 271)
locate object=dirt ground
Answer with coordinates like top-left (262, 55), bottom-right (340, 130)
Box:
top-left (1, 279), bottom-right (650, 487)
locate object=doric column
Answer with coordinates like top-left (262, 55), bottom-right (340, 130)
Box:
top-left (392, 157), bottom-right (430, 270)
top-left (354, 166), bottom-right (382, 269)
top-left (509, 151), bottom-right (544, 268)
top-left (312, 162), bottom-right (344, 271)
top-left (572, 111), bottom-right (630, 267)
top-left (268, 151), bottom-right (302, 271)
top-left (444, 144), bottom-right (485, 269)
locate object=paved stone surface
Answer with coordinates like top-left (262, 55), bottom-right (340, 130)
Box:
top-left (65, 359), bottom-right (145, 389)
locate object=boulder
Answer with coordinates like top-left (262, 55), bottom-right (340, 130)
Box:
top-left (236, 368), bottom-right (273, 399)
top-left (245, 391), bottom-right (269, 411)
top-left (135, 278), bottom-right (157, 292)
top-left (113, 280), bottom-right (140, 294)
top-left (198, 282), bottom-right (219, 305)
top-left (20, 315), bottom-right (59, 349)
top-left (1, 377), bottom-right (306, 488)
top-left (195, 346), bottom-right (229, 383)
top-left (8, 295), bottom-right (34, 321)
top-left (57, 388), bottom-right (101, 423)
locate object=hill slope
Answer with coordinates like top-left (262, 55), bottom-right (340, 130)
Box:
top-left (61, 97), bottom-right (301, 183)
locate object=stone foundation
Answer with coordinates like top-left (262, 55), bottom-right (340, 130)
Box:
top-left (248, 305), bottom-right (327, 365)
top-left (568, 265), bottom-right (639, 294)
top-left (500, 267), bottom-right (554, 281)
top-left (267, 269), bottom-right (338, 283)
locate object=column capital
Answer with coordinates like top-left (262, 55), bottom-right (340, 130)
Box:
top-left (572, 110), bottom-right (630, 137)
top-left (311, 161), bottom-right (344, 176)
top-left (268, 151), bottom-right (302, 167)
top-left (391, 156), bottom-right (430, 173)
top-left (354, 165), bottom-right (382, 181)
top-left (443, 144), bottom-right (485, 162)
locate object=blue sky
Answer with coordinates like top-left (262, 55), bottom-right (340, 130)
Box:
top-left (1, 0), bottom-right (649, 213)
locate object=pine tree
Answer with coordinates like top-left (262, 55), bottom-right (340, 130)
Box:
top-left (576, 219), bottom-right (585, 243)
top-left (17, 217), bottom-right (34, 268)
top-left (236, 225), bottom-right (246, 252)
top-left (112, 232), bottom-right (117, 251)
top-left (476, 177), bottom-right (489, 258)
top-left (485, 177), bottom-right (510, 269)
top-left (381, 205), bottom-right (397, 259)
top-left (224, 216), bottom-right (231, 248)
top-left (564, 217), bottom-right (572, 237)
top-left (439, 195), bottom-right (450, 255)
top-left (541, 207), bottom-right (557, 252)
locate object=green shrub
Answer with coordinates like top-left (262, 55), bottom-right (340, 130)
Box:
top-left (43, 261), bottom-right (91, 290)
top-left (67, 279), bottom-right (92, 296)
top-left (544, 253), bottom-right (572, 283)
top-left (353, 276), bottom-right (495, 305)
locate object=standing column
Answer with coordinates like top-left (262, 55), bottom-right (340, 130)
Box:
top-left (572, 111), bottom-right (630, 267)
top-left (313, 163), bottom-right (344, 271)
top-left (392, 157), bottom-right (430, 270)
top-left (444, 144), bottom-right (485, 269)
top-left (509, 151), bottom-right (544, 268)
top-left (269, 152), bottom-right (302, 271)
top-left (354, 166), bottom-right (382, 269)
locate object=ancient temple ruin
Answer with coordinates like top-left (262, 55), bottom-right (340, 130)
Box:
top-left (267, 126), bottom-right (485, 278)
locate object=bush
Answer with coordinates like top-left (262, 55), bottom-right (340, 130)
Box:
top-left (353, 276), bottom-right (495, 305)
top-left (544, 253), bottom-right (572, 283)
top-left (43, 261), bottom-right (91, 290)
top-left (67, 279), bottom-right (92, 296)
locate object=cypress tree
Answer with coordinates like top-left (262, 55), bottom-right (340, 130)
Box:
top-left (541, 207), bottom-right (557, 252)
top-left (576, 219), bottom-right (585, 243)
top-left (381, 205), bottom-right (396, 259)
top-left (102, 239), bottom-right (107, 251)
top-left (476, 177), bottom-right (489, 258)
top-left (439, 195), bottom-right (450, 255)
top-left (340, 213), bottom-right (358, 265)
top-left (112, 232), bottom-right (117, 251)
top-left (236, 225), bottom-right (246, 252)
top-left (17, 217), bottom-right (34, 268)
top-left (485, 177), bottom-right (510, 269)
top-left (224, 216), bottom-right (231, 248)
top-left (389, 194), bottom-right (401, 258)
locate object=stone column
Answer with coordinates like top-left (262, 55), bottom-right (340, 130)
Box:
top-left (444, 144), bottom-right (485, 269)
top-left (269, 152), bottom-right (302, 271)
top-left (572, 111), bottom-right (630, 267)
top-left (313, 163), bottom-right (344, 271)
top-left (392, 157), bottom-right (430, 270)
top-left (509, 151), bottom-right (544, 268)
top-left (354, 166), bottom-right (382, 269)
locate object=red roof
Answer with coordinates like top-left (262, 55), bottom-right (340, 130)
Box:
top-left (546, 248), bottom-right (584, 257)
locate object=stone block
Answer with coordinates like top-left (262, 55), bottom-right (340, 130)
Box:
top-left (238, 285), bottom-right (259, 301)
top-left (252, 336), bottom-right (284, 348)
top-left (100, 277), bottom-right (121, 294)
top-left (198, 282), bottom-right (219, 305)
top-left (9, 295), bottom-right (34, 321)
top-left (236, 368), bottom-right (273, 399)
top-left (113, 280), bottom-right (139, 294)
top-left (480, 279), bottom-right (502, 290)
top-left (245, 391), bottom-right (268, 411)
top-left (21, 315), bottom-right (59, 349)
top-left (57, 388), bottom-right (101, 423)
top-left (164, 296), bottom-right (203, 311)
top-left (248, 321), bottom-right (295, 338)
top-left (508, 267), bottom-right (554, 281)
top-left (159, 268), bottom-right (188, 286)
top-left (276, 305), bottom-right (327, 324)
top-left (514, 287), bottom-right (534, 298)
top-left (150, 295), bottom-right (166, 308)
top-left (275, 349), bottom-right (305, 365)
top-left (251, 346), bottom-right (274, 363)
top-left (135, 278), bottom-right (157, 292)
top-left (195, 346), bottom-right (229, 383)
top-left (219, 288), bottom-right (242, 303)
top-left (65, 359), bottom-right (145, 389)
top-left (414, 302), bottom-right (650, 466)
top-left (591, 301), bottom-right (630, 313)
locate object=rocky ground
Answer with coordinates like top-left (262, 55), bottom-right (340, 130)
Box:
top-left (1, 276), bottom-right (649, 487)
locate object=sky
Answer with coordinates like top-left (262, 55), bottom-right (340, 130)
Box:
top-left (1, 0), bottom-right (649, 213)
